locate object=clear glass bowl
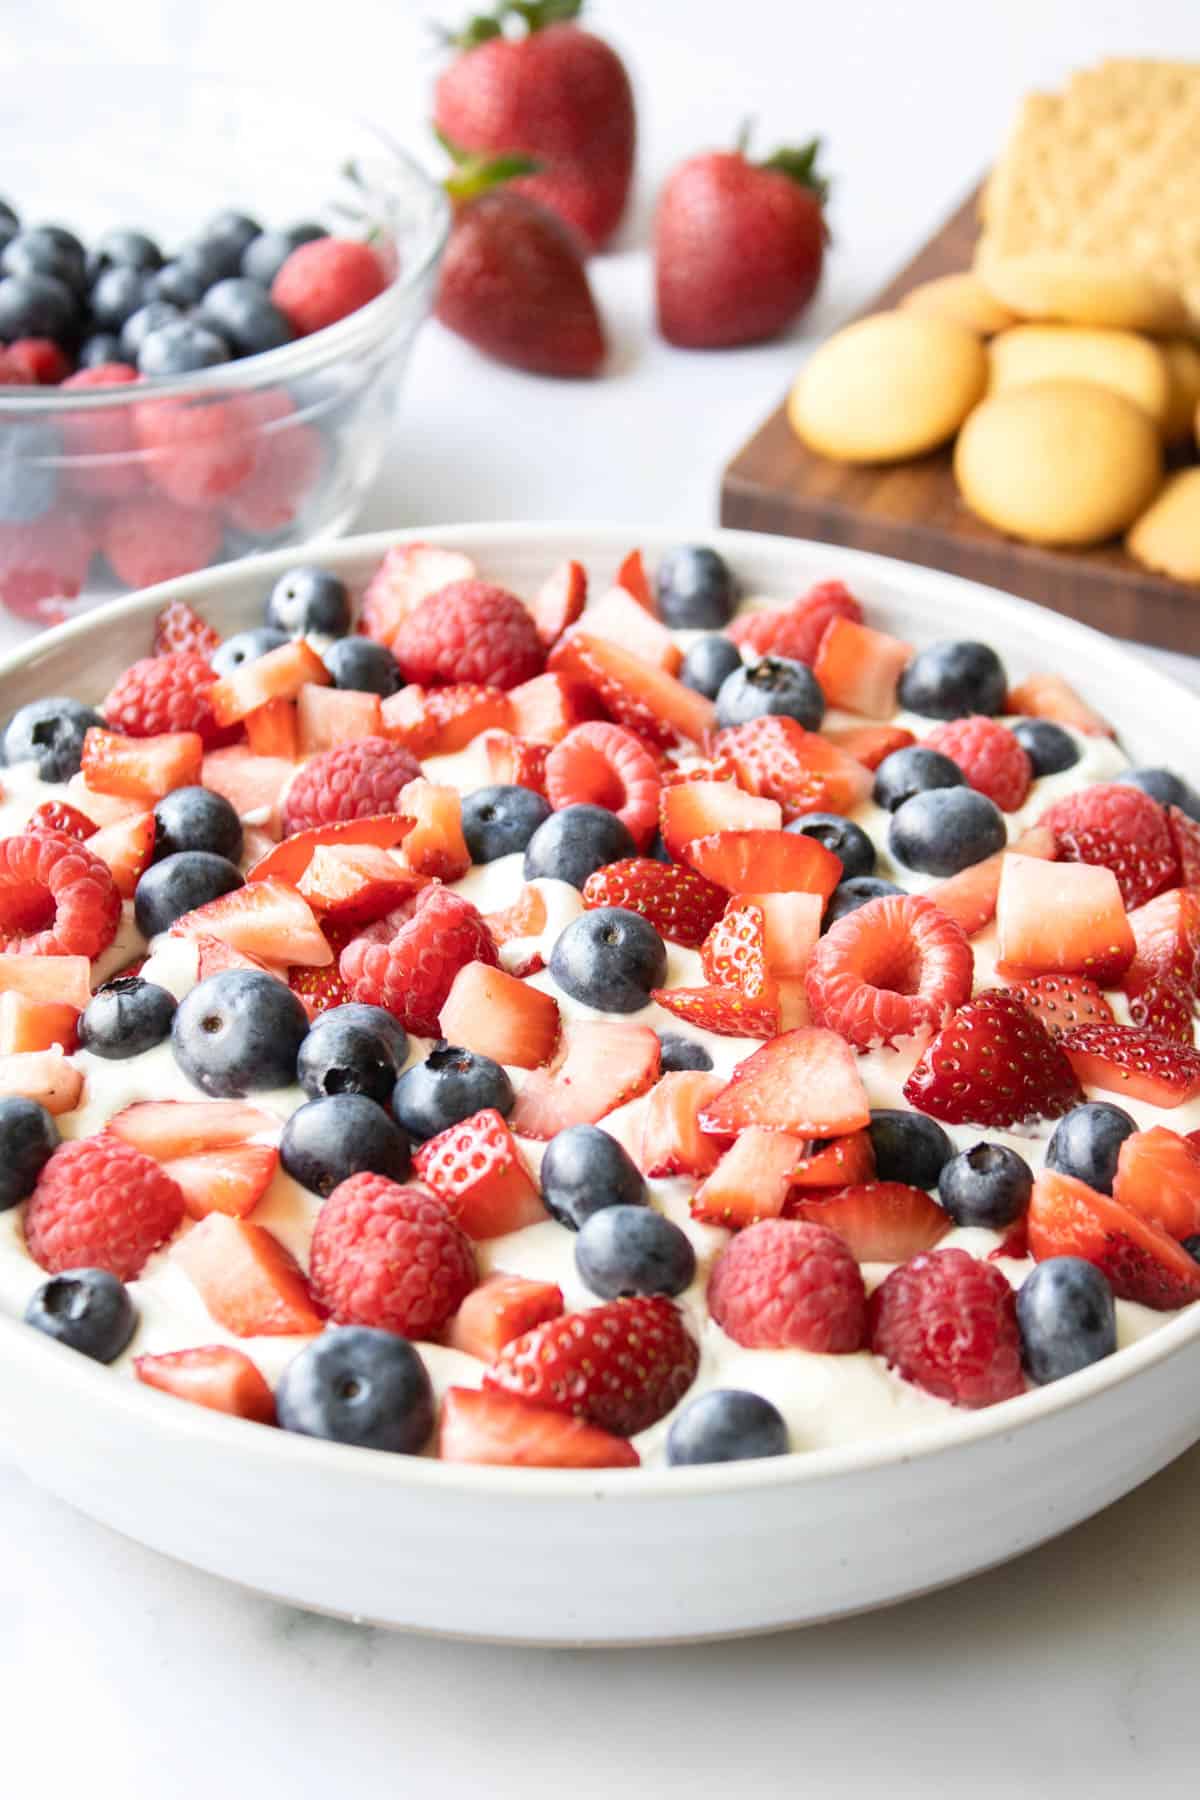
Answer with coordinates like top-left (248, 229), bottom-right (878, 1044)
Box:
top-left (0, 68), bottom-right (449, 624)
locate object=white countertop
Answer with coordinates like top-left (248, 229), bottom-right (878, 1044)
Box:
top-left (3, 1), bottom-right (1200, 1792)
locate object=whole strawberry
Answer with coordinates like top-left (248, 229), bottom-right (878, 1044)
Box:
top-left (433, 0), bottom-right (635, 252)
top-left (655, 129), bottom-right (829, 349)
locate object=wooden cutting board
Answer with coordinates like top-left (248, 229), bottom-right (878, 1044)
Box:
top-left (719, 183), bottom-right (1200, 656)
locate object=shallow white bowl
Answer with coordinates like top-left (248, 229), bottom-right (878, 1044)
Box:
top-left (1, 523), bottom-right (1198, 1645)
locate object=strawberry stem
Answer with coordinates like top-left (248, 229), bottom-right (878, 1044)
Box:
top-left (436, 128), bottom-right (541, 204)
top-left (437, 0), bottom-right (581, 48)
top-left (760, 138), bottom-right (830, 206)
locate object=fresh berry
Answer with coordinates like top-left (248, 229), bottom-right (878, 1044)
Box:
top-left (460, 784), bottom-right (552, 864)
top-left (323, 636), bottom-right (399, 697)
top-left (134, 1345), bottom-right (276, 1421)
top-left (808, 616), bottom-right (910, 719)
top-left (1039, 783), bottom-right (1178, 910)
top-left (787, 1128), bottom-right (876, 1190)
top-left (666, 1389), bottom-right (788, 1465)
top-left (165, 1141), bottom-right (279, 1221)
top-left (522, 802), bottom-right (637, 889)
top-left (281, 737), bottom-right (420, 835)
top-left (683, 828), bottom-right (843, 898)
top-left (1028, 1167), bottom-right (1200, 1310)
top-left (1167, 805), bottom-right (1200, 885)
top-left (938, 1142), bottom-right (1032, 1230)
top-left (1016, 1257), bottom-right (1117, 1384)
top-left (439, 1385), bottom-right (637, 1468)
top-left (179, 1214), bottom-right (326, 1334)
top-left (26, 800), bottom-right (96, 843)
top-left (412, 1105), bottom-right (545, 1238)
top-left (869, 1248), bottom-right (1023, 1407)
top-left (262, 565), bottom-right (349, 639)
top-left (548, 631), bottom-right (715, 747)
top-left (309, 1171), bottom-right (475, 1335)
top-left (295, 1003), bottom-right (408, 1108)
top-left (717, 715), bottom-right (871, 820)
top-left (922, 716), bottom-right (1032, 812)
top-left (135, 851), bottom-right (243, 937)
top-left (729, 581), bottom-right (862, 664)
top-left (1058, 1022), bottom-right (1200, 1109)
top-left (0, 509), bottom-right (94, 625)
top-left (575, 1203), bottom-right (695, 1300)
top-left (708, 1218), bottom-right (865, 1350)
top-left (1045, 1101), bottom-right (1138, 1195)
top-left (174, 876), bottom-right (330, 968)
top-left (714, 656), bottom-right (825, 733)
top-left (1003, 973), bottom-right (1114, 1039)
top-left (805, 893), bottom-right (973, 1050)
top-left (447, 1271), bottom-right (564, 1360)
top-left (209, 637), bottom-right (329, 728)
top-left (699, 1027), bottom-right (870, 1138)
top-left (996, 855), bottom-right (1135, 986)
top-left (678, 633), bottom-right (743, 699)
top-left (172, 969), bottom-right (310, 1096)
top-left (4, 697), bottom-right (102, 782)
top-left (0, 990), bottom-right (79, 1056)
top-left (1124, 970), bottom-right (1194, 1043)
top-left (152, 785), bottom-right (242, 864)
top-left (1011, 718), bottom-right (1079, 777)
top-left (0, 830), bottom-right (121, 958)
top-left (579, 858), bottom-right (724, 951)
top-left (280, 1091), bottom-right (409, 1197)
top-left (638, 1070), bottom-right (725, 1178)
top-left (823, 722), bottom-right (917, 770)
top-left (1115, 766), bottom-right (1200, 823)
top-left (209, 627), bottom-right (288, 678)
top-left (787, 812), bottom-right (875, 880)
top-left (1113, 1125), bottom-right (1200, 1240)
top-left (927, 825), bottom-right (1056, 939)
top-left (276, 1327), bottom-right (432, 1452)
top-left (340, 885), bottom-right (497, 1036)
top-left (270, 237), bottom-right (385, 334)
top-left (654, 544), bottom-right (736, 628)
top-left (383, 683), bottom-right (508, 757)
top-left (24, 1268), bottom-right (137, 1363)
top-left (659, 778), bottom-right (781, 860)
top-left (790, 1180), bottom-right (950, 1262)
top-left (1127, 887), bottom-right (1200, 990)
top-left (549, 906), bottom-right (667, 1013)
top-left (539, 1121), bottom-right (645, 1231)
top-left (5, 336), bottom-right (71, 383)
top-left (897, 640), bottom-right (1007, 720)
top-left (651, 983), bottom-right (780, 1038)
top-left (387, 578), bottom-right (544, 694)
top-left (24, 1133), bottom-right (184, 1280)
top-left (700, 898), bottom-right (774, 1000)
top-left (81, 727), bottom-right (204, 804)
top-left (507, 669), bottom-right (590, 743)
top-left (582, 586), bottom-right (682, 670)
top-left (889, 787), bottom-right (1007, 878)
top-left (194, 277), bottom-right (290, 356)
top-left (907, 984), bottom-right (1085, 1126)
top-left (137, 318), bottom-right (231, 376)
top-left (1006, 673), bottom-right (1112, 736)
top-left (359, 542), bottom-right (476, 650)
top-left (108, 1098), bottom-right (276, 1162)
top-left (0, 1096), bottom-right (58, 1210)
top-left (437, 961), bottom-right (560, 1070)
top-left (391, 1042), bottom-right (514, 1142)
top-left (78, 976), bottom-right (176, 1060)
top-left (544, 721), bottom-right (661, 850)
top-left (531, 558), bottom-right (587, 648)
top-left (510, 1018), bottom-right (660, 1138)
top-left (823, 876), bottom-right (904, 929)
top-left (872, 746), bottom-right (964, 813)
top-left (0, 271), bottom-right (76, 342)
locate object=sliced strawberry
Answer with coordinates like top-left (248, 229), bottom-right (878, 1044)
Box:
top-left (548, 632), bottom-right (714, 747)
top-left (728, 581), bottom-right (862, 663)
top-left (0, 1050), bottom-right (83, 1115)
top-left (200, 746), bottom-right (294, 823)
top-left (684, 828), bottom-right (842, 899)
top-left (397, 779), bottom-right (470, 882)
top-left (639, 1070), bottom-right (727, 1177)
top-left (359, 542), bottom-right (477, 647)
top-left (209, 638), bottom-right (330, 727)
top-left (81, 727), bottom-right (203, 801)
top-left (579, 587), bottom-right (681, 672)
top-left (787, 1128), bottom-right (875, 1189)
top-left (173, 877), bottom-right (331, 967)
top-left (484, 884), bottom-right (548, 949)
top-left (438, 961), bottom-right (560, 1069)
top-left (438, 1385), bottom-right (638, 1468)
top-left (812, 616), bottom-right (913, 718)
top-left (1113, 1126), bottom-right (1200, 1241)
top-left (660, 753), bottom-right (740, 788)
top-left (750, 890), bottom-right (824, 977)
top-left (616, 547), bottom-right (654, 610)
top-left (109, 1098), bottom-right (277, 1160)
top-left (173, 1214), bottom-right (324, 1334)
top-left (165, 1143), bottom-right (280, 1220)
top-left (508, 671), bottom-right (590, 744)
top-left (1006, 674), bottom-right (1113, 736)
top-left (288, 957), bottom-right (354, 1020)
top-left (1039, 783), bottom-right (1178, 909)
top-left (700, 897), bottom-right (773, 997)
top-left (0, 992), bottom-right (78, 1055)
top-left (1004, 973), bottom-right (1115, 1038)
top-left (195, 933), bottom-right (270, 980)
top-left (788, 1182), bottom-right (951, 1261)
top-left (510, 1019), bottom-right (661, 1139)
top-left (995, 853), bottom-right (1135, 985)
top-left (65, 773), bottom-right (147, 828)
top-left (296, 684), bottom-right (383, 755)
top-left (134, 1346), bottom-right (276, 1424)
top-left (245, 697), bottom-right (299, 760)
top-left (481, 730), bottom-right (550, 796)
top-left (246, 813), bottom-right (414, 885)
top-left (699, 1027), bottom-right (871, 1138)
top-left (154, 598), bottom-right (221, 660)
top-left (691, 1127), bottom-right (808, 1228)
top-left (1123, 971), bottom-right (1194, 1043)
top-left (1058, 1022), bottom-right (1200, 1109)
top-left (412, 1107), bottom-right (546, 1238)
top-left (532, 558), bottom-right (587, 648)
top-left (904, 989), bottom-right (1082, 1127)
top-left (716, 716), bottom-right (872, 820)
top-left (928, 826), bottom-right (1057, 937)
top-left (651, 983), bottom-right (780, 1038)
top-left (659, 779), bottom-right (781, 861)
top-left (445, 1272), bottom-right (565, 1360)
top-left (1167, 806), bottom-right (1200, 887)
top-left (0, 953), bottom-right (90, 1008)
top-left (821, 723), bottom-right (916, 770)
top-left (86, 810), bottom-right (156, 898)
top-left (1028, 1167), bottom-right (1200, 1309)
top-left (582, 858), bottom-right (727, 949)
top-left (297, 844), bottom-right (422, 925)
top-left (1126, 887), bottom-right (1200, 990)
top-left (27, 799), bottom-right (97, 841)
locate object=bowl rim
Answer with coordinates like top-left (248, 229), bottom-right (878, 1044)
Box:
top-left (3, 517), bottom-right (1199, 1501)
top-left (0, 67), bottom-right (451, 413)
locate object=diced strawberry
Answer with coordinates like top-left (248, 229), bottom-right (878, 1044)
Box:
top-left (660, 753), bottom-right (740, 789)
top-left (166, 1143), bottom-right (280, 1220)
top-left (1113, 1126), bottom-right (1200, 1241)
top-left (438, 960), bottom-right (560, 1069)
top-left (651, 983), bottom-right (780, 1038)
top-left (209, 638), bottom-right (329, 727)
top-left (445, 1272), bottom-right (565, 1359)
top-left (200, 747), bottom-right (294, 823)
top-left (701, 898), bottom-right (773, 997)
top-left (728, 581), bottom-right (863, 663)
top-left (1167, 807), bottom-right (1200, 888)
top-left (359, 542), bottom-right (477, 648)
top-left (531, 559), bottom-right (587, 647)
top-left (1123, 970), bottom-right (1194, 1043)
top-left (0, 1050), bottom-right (83, 1115)
top-left (616, 547), bottom-right (654, 610)
top-left (297, 844), bottom-right (422, 925)
top-left (1126, 887), bottom-right (1200, 990)
top-left (245, 698), bottom-right (298, 760)
top-left (27, 799), bottom-right (97, 841)
top-left (0, 953), bottom-right (90, 1008)
top-left (510, 1019), bottom-right (661, 1139)
top-left (659, 780), bottom-right (781, 861)
top-left (718, 716), bottom-right (873, 820)
top-left (639, 1070), bottom-right (727, 1177)
top-left (928, 826), bottom-right (1057, 936)
top-left (0, 992), bottom-right (78, 1055)
top-left (438, 1385), bottom-right (638, 1468)
top-left (1006, 674), bottom-right (1113, 737)
top-left (173, 877), bottom-right (331, 967)
top-left (579, 588), bottom-right (681, 672)
top-left (789, 1181), bottom-right (951, 1261)
top-left (173, 1215), bottom-right (325, 1335)
top-left (995, 853), bottom-right (1135, 985)
top-left (699, 1028), bottom-right (871, 1138)
top-left (684, 828), bottom-right (842, 898)
top-left (193, 934), bottom-right (270, 982)
top-left (64, 773), bottom-right (147, 828)
top-left (379, 684), bottom-right (435, 754)
top-left (548, 632), bottom-right (714, 747)
top-left (247, 815), bottom-right (414, 885)
top-left (787, 1128), bottom-right (876, 1189)
top-left (154, 598), bottom-right (222, 660)
top-left (1039, 784), bottom-right (1178, 910)
top-left (508, 671), bottom-right (590, 744)
top-left (412, 1107), bottom-right (546, 1238)
top-left (1028, 1167), bottom-right (1200, 1309)
top-left (86, 810), bottom-right (156, 898)
top-left (424, 685), bottom-right (513, 754)
top-left (821, 723), bottom-right (916, 770)
top-left (812, 616), bottom-right (913, 718)
top-left (1058, 1022), bottom-right (1200, 1109)
top-left (81, 727), bottom-right (203, 801)
top-left (396, 779), bottom-right (471, 881)
top-left (484, 884), bottom-right (548, 949)
top-left (747, 891), bottom-right (824, 978)
top-left (690, 1127), bottom-right (808, 1228)
top-left (904, 989), bottom-right (1082, 1127)
top-left (295, 685), bottom-right (383, 755)
top-left (481, 730), bottom-right (550, 796)
top-left (109, 1099), bottom-right (278, 1159)
top-left (134, 1345), bottom-right (276, 1424)
top-left (1004, 973), bottom-right (1115, 1038)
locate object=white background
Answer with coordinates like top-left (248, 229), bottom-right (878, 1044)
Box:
top-left (3, 3), bottom-right (1200, 1794)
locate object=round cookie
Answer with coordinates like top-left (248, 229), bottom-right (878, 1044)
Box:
top-left (974, 252), bottom-right (1188, 335)
top-left (789, 312), bottom-right (988, 463)
top-left (1127, 468), bottom-right (1200, 581)
top-left (986, 324), bottom-right (1171, 427)
top-left (900, 271), bottom-right (1018, 336)
top-left (1161, 337), bottom-right (1200, 441)
top-left (954, 379), bottom-right (1163, 547)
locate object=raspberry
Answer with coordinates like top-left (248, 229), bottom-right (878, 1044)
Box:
top-left (271, 238), bottom-right (387, 335)
top-left (728, 580), bottom-right (862, 663)
top-left (868, 1247), bottom-right (1024, 1408)
top-left (225, 418), bottom-right (323, 534)
top-left (923, 716), bottom-right (1032, 812)
top-left (805, 893), bottom-right (974, 1049)
top-left (6, 339), bottom-right (71, 385)
top-left (0, 831), bottom-right (121, 958)
top-left (281, 736), bottom-right (422, 836)
top-left (390, 580), bottom-right (545, 691)
top-left (339, 885), bottom-right (498, 1035)
top-left (153, 598), bottom-right (222, 659)
top-left (60, 362), bottom-right (142, 499)
top-left (707, 1219), bottom-right (867, 1352)
top-left (132, 396), bottom-right (256, 507)
top-left (103, 651), bottom-right (227, 747)
top-left (308, 1171), bottom-right (476, 1336)
top-left (100, 497), bottom-right (223, 590)
top-left (0, 510), bottom-right (95, 625)
top-left (1039, 783), bottom-right (1178, 909)
top-left (23, 1134), bottom-right (185, 1281)
top-left (27, 800), bottom-right (97, 842)
top-left (544, 720), bottom-right (661, 848)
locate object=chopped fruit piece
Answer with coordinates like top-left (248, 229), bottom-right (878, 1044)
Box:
top-left (397, 779), bottom-right (470, 882)
top-left (581, 588), bottom-right (681, 672)
top-left (288, 936), bottom-right (355, 1020)
top-left (380, 684), bottom-right (435, 754)
top-left (718, 715), bottom-right (873, 820)
top-left (927, 826), bottom-right (1057, 936)
top-left (200, 747), bottom-right (294, 823)
top-left (1167, 806), bottom-right (1200, 886)
top-left (1126, 887), bottom-right (1200, 989)
top-left (0, 953), bottom-right (90, 1008)
top-left (510, 1019), bottom-right (661, 1139)
top-left (109, 1098), bottom-right (278, 1160)
top-left (660, 753), bottom-right (740, 788)
top-left (209, 638), bottom-right (330, 727)
top-left (173, 877), bottom-right (331, 968)
top-left (707, 1218), bottom-right (867, 1350)
top-left (548, 632), bottom-right (715, 747)
top-left (869, 1248), bottom-right (1024, 1406)
top-left (659, 779), bottom-right (781, 862)
top-left (446, 1274), bottom-right (566, 1360)
top-left (995, 854), bottom-right (1135, 985)
top-left (166, 1143), bottom-right (280, 1220)
top-left (1028, 1168), bottom-right (1200, 1309)
top-left (174, 1215), bottom-right (324, 1336)
top-left (484, 884), bottom-right (548, 948)
top-left (751, 890), bottom-right (824, 977)
top-left (1039, 783), bottom-right (1178, 910)
top-left (1006, 673), bottom-right (1113, 736)
top-left (438, 961), bottom-right (560, 1069)
top-left (439, 1386), bottom-right (639, 1468)
top-left (903, 990), bottom-right (1083, 1127)
top-left (532, 558), bottom-right (588, 648)
top-left (196, 933), bottom-right (270, 980)
top-left (81, 727), bottom-right (203, 801)
top-left (413, 1107), bottom-right (546, 1239)
top-left (728, 581), bottom-right (862, 664)
top-left (65, 774), bottom-right (147, 828)
top-left (0, 831), bottom-right (121, 959)
top-left (545, 720), bottom-right (662, 849)
top-left (134, 1346), bottom-right (276, 1424)
top-left (813, 616), bottom-right (913, 718)
top-left (484, 1295), bottom-right (698, 1435)
top-left (24, 1134), bottom-right (183, 1279)
top-left (1005, 973), bottom-right (1115, 1038)
top-left (1123, 971), bottom-right (1194, 1043)
top-left (1058, 1022), bottom-right (1200, 1109)
top-left (617, 547), bottom-right (654, 610)
top-left (923, 715), bottom-right (1032, 812)
top-left (787, 1128), bottom-right (876, 1189)
top-left (684, 828), bottom-right (842, 899)
top-left (508, 671), bottom-right (590, 744)
top-left (806, 894), bottom-right (973, 1050)
top-left (701, 898), bottom-right (773, 997)
top-left (86, 811), bottom-right (157, 899)
top-left (1113, 1126), bottom-right (1200, 1241)
top-left (482, 731), bottom-right (550, 796)
top-left (651, 983), bottom-right (780, 1038)
top-left (154, 598), bottom-right (221, 660)
top-left (296, 685), bottom-right (383, 755)
top-left (690, 1126), bottom-right (806, 1226)
top-left (0, 992), bottom-right (78, 1055)
top-left (699, 1028), bottom-right (871, 1138)
top-left (789, 1182), bottom-right (951, 1261)
top-left (27, 800), bottom-right (97, 841)
top-left (423, 685), bottom-right (513, 754)
top-left (821, 723), bottom-right (916, 770)
top-left (359, 542), bottom-right (477, 649)
top-left (247, 815), bottom-right (415, 885)
top-left (0, 1050), bottom-right (83, 1115)
top-left (297, 844), bottom-right (422, 926)
top-left (582, 857), bottom-right (726, 949)
top-left (639, 1071), bottom-right (727, 1177)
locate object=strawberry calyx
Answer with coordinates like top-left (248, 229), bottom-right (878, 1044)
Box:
top-left (439, 0), bottom-right (581, 53)
top-left (436, 131), bottom-right (541, 207)
top-left (734, 123), bottom-right (830, 210)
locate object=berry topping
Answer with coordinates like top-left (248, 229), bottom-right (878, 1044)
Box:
top-left (581, 858), bottom-right (726, 950)
top-left (718, 714), bottom-right (871, 820)
top-left (24, 1134), bottom-right (185, 1281)
top-left (154, 599), bottom-right (222, 660)
top-left (281, 736), bottom-right (421, 836)
top-left (1039, 782), bottom-right (1179, 910)
top-left (678, 633), bottom-right (743, 699)
top-left (510, 1018), bottom-right (661, 1139)
top-left (922, 715), bottom-right (1033, 812)
top-left (888, 787), bottom-right (1007, 878)
top-left (806, 893), bottom-right (973, 1049)
top-left (277, 1328), bottom-right (433, 1454)
top-left (897, 640), bottom-right (1007, 721)
top-left (391, 1042), bottom-right (514, 1141)
top-left (654, 544), bottom-right (736, 629)
top-left (549, 906), bottom-right (668, 1013)
top-left (26, 800), bottom-right (97, 842)
top-left (25, 1268), bottom-right (137, 1364)
top-left (544, 720), bottom-right (661, 850)
top-left (708, 1218), bottom-right (867, 1352)
top-left (103, 652), bottom-right (229, 749)
top-left (1112, 1125), bottom-right (1200, 1241)
top-left (523, 801), bottom-right (637, 889)
top-left (79, 976), bottom-right (177, 1060)
top-left (714, 655), bottom-right (825, 732)
top-left (790, 1181), bottom-right (950, 1262)
top-left (1028, 1168), bottom-right (1200, 1310)
top-left (539, 1121), bottom-right (645, 1231)
top-left (651, 982), bottom-right (781, 1039)
top-left (134, 1345), bottom-right (277, 1423)
top-left (0, 830), bottom-right (121, 958)
top-left (413, 1106), bottom-right (545, 1239)
top-left (461, 784), bottom-right (552, 862)
top-left (1057, 1022), bottom-right (1200, 1109)
top-left (666, 1389), bottom-right (789, 1465)
top-left (438, 1386), bottom-right (638, 1470)
top-left (438, 960), bottom-right (560, 1070)
top-left (996, 854), bottom-right (1135, 986)
top-left (574, 1203), bottom-right (696, 1299)
top-left (902, 990), bottom-right (1084, 1128)
top-left (548, 631), bottom-right (715, 747)
top-left (1010, 718), bottom-right (1079, 778)
top-left (788, 811), bottom-right (875, 880)
top-left (389, 579), bottom-right (544, 692)
top-left (340, 885), bottom-right (498, 1036)
top-left (1003, 973), bottom-right (1115, 1038)
top-left (171, 969), bottom-right (310, 1097)
top-left (280, 1092), bottom-right (410, 1197)
top-left (1016, 1257), bottom-right (1117, 1384)
top-left (728, 580), bottom-right (862, 664)
top-left (1045, 1100), bottom-right (1138, 1195)
top-left (296, 1003), bottom-right (408, 1107)
top-left (309, 1172), bottom-right (476, 1337)
top-left (869, 1248), bottom-right (1024, 1407)
top-left (938, 1142), bottom-right (1033, 1230)
top-left (4, 697), bottom-right (103, 783)
top-left (699, 1027), bottom-right (871, 1138)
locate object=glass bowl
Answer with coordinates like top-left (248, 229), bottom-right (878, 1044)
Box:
top-left (0, 68), bottom-right (449, 625)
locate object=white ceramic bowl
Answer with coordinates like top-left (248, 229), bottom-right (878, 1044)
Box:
top-left (1, 523), bottom-right (1198, 1646)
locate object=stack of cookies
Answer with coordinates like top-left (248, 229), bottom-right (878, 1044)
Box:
top-left (788, 58), bottom-right (1200, 582)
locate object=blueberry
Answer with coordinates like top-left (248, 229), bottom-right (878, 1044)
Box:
top-left (210, 626), bottom-right (288, 676)
top-left (655, 545), bottom-right (736, 629)
top-left (1118, 766), bottom-right (1200, 821)
top-left (119, 299), bottom-right (183, 361)
top-left (24, 1269), bottom-right (136, 1364)
top-left (1, 228), bottom-right (85, 293)
top-left (32, 224), bottom-right (86, 268)
top-left (1011, 719), bottom-right (1079, 778)
top-left (873, 745), bottom-right (965, 812)
top-left (0, 423), bottom-right (61, 523)
top-left (147, 260), bottom-right (212, 309)
top-left (322, 636), bottom-right (399, 696)
top-left (666, 1389), bottom-right (789, 1466)
top-left (868, 1108), bottom-right (954, 1190)
top-left (134, 851), bottom-right (243, 937)
top-left (78, 332), bottom-right (125, 369)
top-left (822, 876), bottom-right (903, 929)
top-left (889, 787), bottom-right (1005, 877)
top-left (1184, 1235), bottom-right (1200, 1265)
top-left (658, 1033), bottom-right (712, 1073)
top-left (647, 828), bottom-right (672, 864)
top-left (677, 634), bottom-right (742, 699)
top-left (939, 1141), bottom-right (1032, 1229)
top-left (199, 278), bottom-right (293, 357)
top-left (242, 222), bottom-right (326, 288)
top-left (172, 969), bottom-right (309, 1096)
top-left (714, 655), bottom-right (824, 731)
top-left (280, 1093), bottom-right (410, 1197)
top-left (0, 272), bottom-right (76, 341)
top-left (276, 1326), bottom-right (433, 1453)
top-left (1016, 1257), bottom-right (1117, 1384)
top-left (462, 784), bottom-right (552, 863)
top-left (575, 1204), bottom-right (695, 1299)
top-left (523, 803), bottom-right (637, 889)
top-left (297, 1004), bottom-right (409, 1106)
top-left (897, 640), bottom-right (1007, 720)
top-left (550, 906), bottom-right (667, 1014)
top-left (264, 564), bottom-right (349, 637)
top-left (0, 199), bottom-right (17, 235)
top-left (89, 228), bottom-right (163, 277)
top-left (138, 319), bottom-right (232, 377)
top-left (1045, 1101), bottom-right (1136, 1196)
top-left (89, 265), bottom-right (154, 331)
top-left (3, 697), bottom-right (103, 781)
top-left (0, 1096), bottom-right (58, 1210)
top-left (787, 811), bottom-right (875, 879)
top-left (391, 1043), bottom-right (514, 1142)
top-left (79, 977), bottom-right (177, 1061)
top-left (152, 786), bottom-right (243, 864)
top-left (202, 211), bottom-right (264, 267)
top-left (539, 1122), bottom-right (644, 1230)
